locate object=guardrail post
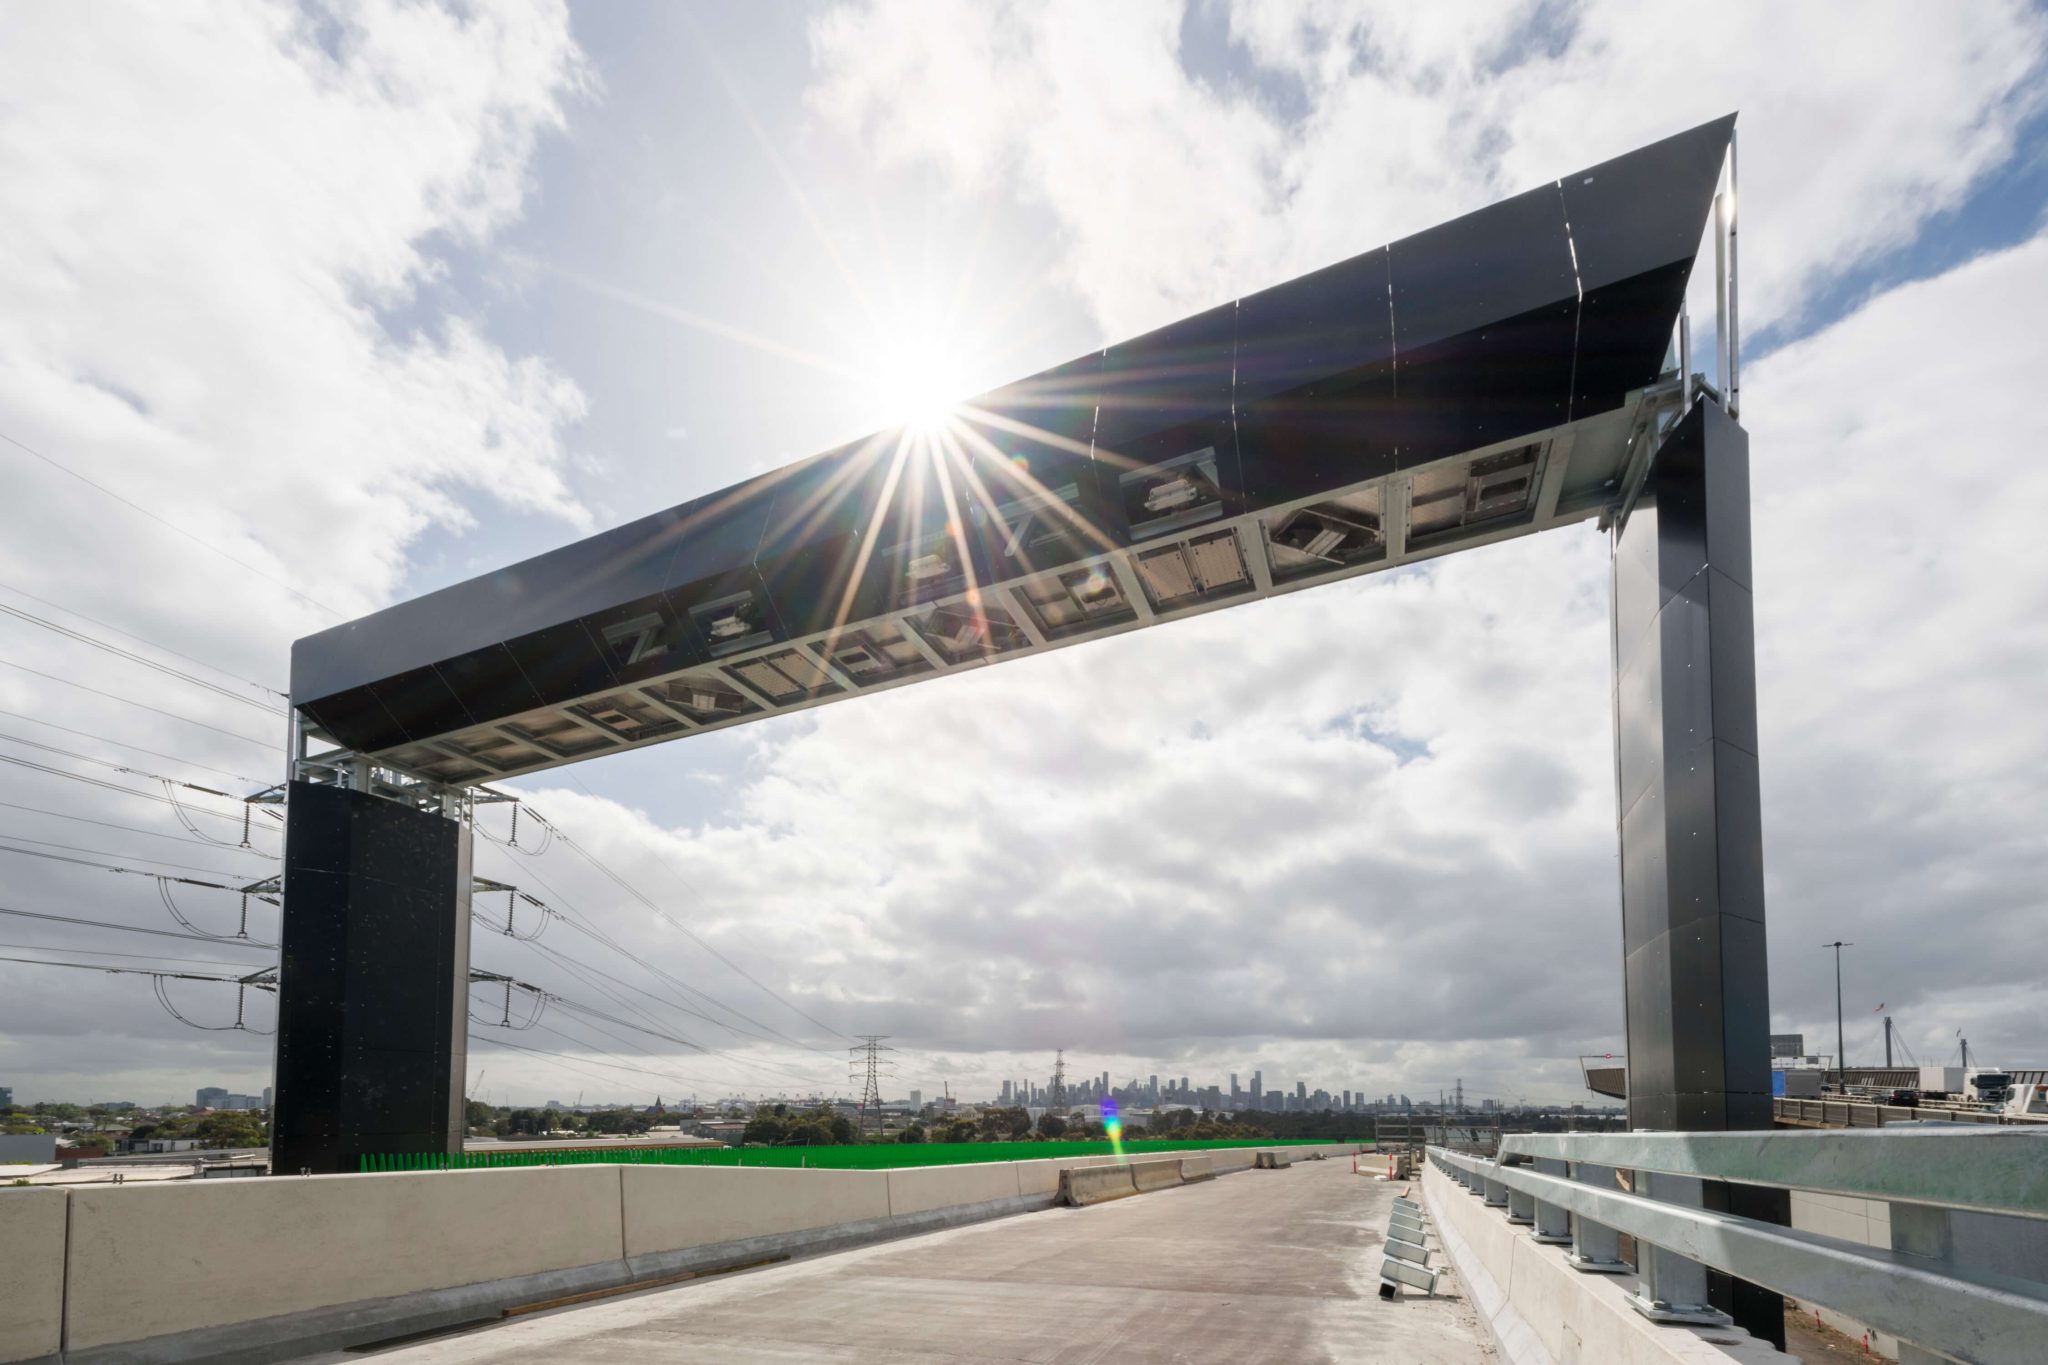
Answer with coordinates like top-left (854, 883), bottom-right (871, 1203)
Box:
top-left (1482, 1172), bottom-right (1509, 1208)
top-left (1566, 1162), bottom-right (1630, 1273)
top-left (1506, 1186), bottom-right (1535, 1224)
top-left (1630, 1173), bottom-right (1733, 1326)
top-left (1530, 1157), bottom-right (1571, 1243)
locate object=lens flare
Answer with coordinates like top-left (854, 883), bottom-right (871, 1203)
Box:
top-left (1101, 1095), bottom-right (1125, 1162)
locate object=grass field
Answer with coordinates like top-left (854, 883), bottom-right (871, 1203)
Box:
top-left (358, 1136), bottom-right (1372, 1173)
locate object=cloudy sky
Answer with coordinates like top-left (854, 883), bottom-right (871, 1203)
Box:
top-left (1, 1), bottom-right (2044, 1111)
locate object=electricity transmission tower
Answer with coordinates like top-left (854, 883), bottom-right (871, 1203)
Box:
top-left (850, 1035), bottom-right (894, 1137)
top-left (1048, 1049), bottom-right (1069, 1117)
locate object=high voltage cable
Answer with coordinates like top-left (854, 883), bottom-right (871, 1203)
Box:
top-left (0, 953), bottom-right (272, 983)
top-left (0, 602), bottom-right (284, 714)
top-left (0, 941), bottom-right (265, 969)
top-left (0, 752), bottom-right (276, 832)
top-left (505, 804), bottom-right (848, 1044)
top-left (0, 839), bottom-right (263, 890)
top-left (0, 905), bottom-right (275, 950)
top-left (0, 800), bottom-right (277, 858)
top-left (0, 580), bottom-right (286, 699)
top-left (0, 729), bottom-right (267, 800)
top-left (0, 832), bottom-right (263, 879)
top-left (0, 428), bottom-right (345, 620)
top-left (475, 841), bottom-right (833, 1057)
top-left (0, 658), bottom-right (279, 750)
top-left (0, 709), bottom-right (271, 786)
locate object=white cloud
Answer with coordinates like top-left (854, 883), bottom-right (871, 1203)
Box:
top-left (0, 0), bottom-right (588, 1100)
top-left (811, 0), bottom-right (2046, 338)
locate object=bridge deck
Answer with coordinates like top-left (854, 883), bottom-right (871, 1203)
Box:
top-left (335, 1158), bottom-right (1486, 1364)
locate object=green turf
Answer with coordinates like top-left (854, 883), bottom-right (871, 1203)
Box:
top-left (357, 1136), bottom-right (1372, 1174)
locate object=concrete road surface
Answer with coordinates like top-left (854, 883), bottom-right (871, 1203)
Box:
top-left (336, 1156), bottom-right (1489, 1364)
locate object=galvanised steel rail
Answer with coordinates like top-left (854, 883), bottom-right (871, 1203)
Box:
top-left (1428, 1130), bottom-right (2048, 1364)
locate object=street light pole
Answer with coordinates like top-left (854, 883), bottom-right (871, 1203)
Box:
top-left (1824, 941), bottom-right (1853, 1089)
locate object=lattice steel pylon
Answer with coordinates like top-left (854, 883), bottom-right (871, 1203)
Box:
top-left (1048, 1048), bottom-right (1069, 1117)
top-left (850, 1035), bottom-right (894, 1137)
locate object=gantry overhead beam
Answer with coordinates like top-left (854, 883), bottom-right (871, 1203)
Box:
top-left (290, 116), bottom-right (1736, 784)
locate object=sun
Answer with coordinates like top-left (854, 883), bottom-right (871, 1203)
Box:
top-left (867, 334), bottom-right (973, 435)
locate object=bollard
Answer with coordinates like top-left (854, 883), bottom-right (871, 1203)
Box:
top-left (1629, 1172), bottom-right (1731, 1326)
top-left (1530, 1157), bottom-right (1571, 1244)
top-left (1566, 1162), bottom-right (1629, 1274)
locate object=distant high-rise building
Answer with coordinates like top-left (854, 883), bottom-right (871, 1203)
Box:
top-left (1251, 1071), bottom-right (1263, 1104)
top-left (1229, 1072), bottom-right (1239, 1102)
top-left (196, 1087), bottom-right (227, 1109)
top-left (1295, 1081), bottom-right (1307, 1104)
top-left (0, 1084), bottom-right (12, 1107)
top-left (1001, 1080), bottom-right (1013, 1105)
top-left (909, 1090), bottom-right (922, 1109)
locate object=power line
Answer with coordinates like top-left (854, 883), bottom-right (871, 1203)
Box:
top-left (504, 804), bottom-right (848, 1044)
top-left (0, 940), bottom-right (267, 969)
top-left (0, 904), bottom-right (276, 951)
top-left (0, 427), bottom-right (345, 620)
top-left (0, 953), bottom-right (272, 983)
top-left (0, 799), bottom-right (277, 858)
top-left (0, 832), bottom-right (264, 879)
top-left (0, 602), bottom-right (284, 714)
top-left (473, 839), bottom-right (836, 1057)
top-left (0, 708), bottom-right (271, 785)
top-left (0, 752), bottom-right (276, 834)
top-left (0, 580), bottom-right (286, 698)
top-left (0, 658), bottom-right (279, 750)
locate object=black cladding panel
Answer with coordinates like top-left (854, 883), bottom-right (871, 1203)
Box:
top-left (955, 351), bottom-right (1115, 580)
top-left (272, 781), bottom-right (463, 1175)
top-left (1093, 301), bottom-right (1242, 544)
top-left (1390, 181), bottom-right (1578, 465)
top-left (1234, 246), bottom-right (1397, 511)
top-left (1563, 115), bottom-right (1733, 418)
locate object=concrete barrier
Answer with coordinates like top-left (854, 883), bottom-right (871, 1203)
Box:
top-left (1059, 1164), bottom-right (1139, 1207)
top-left (1, 1187), bottom-right (67, 1364)
top-left (62, 1166), bottom-right (626, 1354)
top-left (885, 1160), bottom-right (1021, 1218)
top-left (1130, 1159), bottom-right (1183, 1193)
top-left (623, 1166), bottom-right (890, 1265)
top-left (1254, 1149), bottom-right (1293, 1169)
top-left (1179, 1155), bottom-right (1217, 1182)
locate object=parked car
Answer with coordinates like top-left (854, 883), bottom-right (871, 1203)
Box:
top-left (1884, 1088), bottom-right (1920, 1108)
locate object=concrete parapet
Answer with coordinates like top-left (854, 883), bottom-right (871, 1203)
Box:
top-left (1059, 1164), bottom-right (1139, 1207)
top-left (0, 1187), bottom-right (67, 1364)
top-left (885, 1161), bottom-right (1020, 1217)
top-left (622, 1166), bottom-right (889, 1260)
top-left (1129, 1159), bottom-right (1183, 1193)
top-left (61, 1166), bottom-right (626, 1353)
top-left (1207, 1148), bottom-right (1257, 1174)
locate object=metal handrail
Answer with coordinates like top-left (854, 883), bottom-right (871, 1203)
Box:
top-left (1429, 1142), bottom-right (2048, 1363)
top-left (1497, 1128), bottom-right (2048, 1222)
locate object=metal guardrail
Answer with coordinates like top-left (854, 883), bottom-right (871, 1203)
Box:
top-left (1429, 1129), bottom-right (2048, 1363)
top-left (1774, 1097), bottom-right (2045, 1129)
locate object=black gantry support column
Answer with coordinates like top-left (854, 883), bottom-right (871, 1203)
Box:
top-left (271, 780), bottom-right (471, 1175)
top-left (1612, 400), bottom-right (1783, 1346)
top-left (1613, 399), bottom-right (1768, 1130)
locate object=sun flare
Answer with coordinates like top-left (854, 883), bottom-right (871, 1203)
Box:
top-left (868, 334), bottom-right (974, 435)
